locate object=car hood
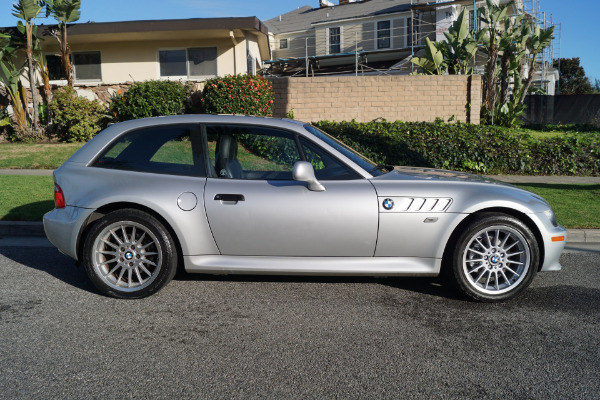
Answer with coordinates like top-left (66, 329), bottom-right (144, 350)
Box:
top-left (375, 166), bottom-right (501, 184)
top-left (369, 166), bottom-right (551, 214)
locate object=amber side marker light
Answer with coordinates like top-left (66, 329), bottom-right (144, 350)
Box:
top-left (552, 236), bottom-right (565, 242)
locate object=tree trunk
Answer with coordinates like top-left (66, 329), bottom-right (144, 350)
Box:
top-left (61, 25), bottom-right (74, 86)
top-left (26, 46), bottom-right (39, 128)
top-left (483, 42), bottom-right (499, 113)
top-left (519, 54), bottom-right (538, 105)
top-left (499, 51), bottom-right (511, 105)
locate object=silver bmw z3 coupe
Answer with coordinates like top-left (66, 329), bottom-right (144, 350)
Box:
top-left (44, 115), bottom-right (566, 301)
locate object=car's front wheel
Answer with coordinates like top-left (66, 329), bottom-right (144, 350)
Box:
top-left (451, 213), bottom-right (539, 302)
top-left (82, 209), bottom-right (178, 299)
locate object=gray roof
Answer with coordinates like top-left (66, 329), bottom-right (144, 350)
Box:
top-left (1, 17), bottom-right (269, 37)
top-left (265, 0), bottom-right (412, 34)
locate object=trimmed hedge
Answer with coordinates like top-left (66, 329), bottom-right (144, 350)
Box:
top-left (313, 120), bottom-right (600, 176)
top-left (201, 74), bottom-right (274, 116)
top-left (110, 80), bottom-right (194, 121)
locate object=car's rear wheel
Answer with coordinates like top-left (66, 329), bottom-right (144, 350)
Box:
top-left (451, 213), bottom-right (539, 302)
top-left (82, 209), bottom-right (178, 299)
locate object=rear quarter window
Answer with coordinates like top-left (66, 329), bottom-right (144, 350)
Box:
top-left (92, 124), bottom-right (204, 176)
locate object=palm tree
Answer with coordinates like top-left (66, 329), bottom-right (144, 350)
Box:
top-left (12, 0), bottom-right (44, 128)
top-left (45, 0), bottom-right (81, 86)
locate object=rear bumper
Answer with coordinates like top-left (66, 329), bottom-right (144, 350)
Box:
top-left (43, 206), bottom-right (94, 260)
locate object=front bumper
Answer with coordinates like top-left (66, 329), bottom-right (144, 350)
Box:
top-left (530, 212), bottom-right (567, 272)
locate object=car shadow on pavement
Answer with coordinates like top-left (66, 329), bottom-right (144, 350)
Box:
top-left (174, 272), bottom-right (463, 301)
top-left (3, 201), bottom-right (54, 222)
top-left (0, 246), bottom-right (98, 295)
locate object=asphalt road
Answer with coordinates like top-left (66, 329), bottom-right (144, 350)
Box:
top-left (0, 240), bottom-right (598, 400)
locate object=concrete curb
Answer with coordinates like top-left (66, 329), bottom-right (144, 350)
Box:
top-left (565, 229), bottom-right (600, 243)
top-left (1, 221), bottom-right (598, 244)
top-left (0, 221), bottom-right (45, 237)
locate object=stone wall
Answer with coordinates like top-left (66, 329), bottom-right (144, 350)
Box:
top-left (270, 75), bottom-right (481, 124)
top-left (72, 83), bottom-right (134, 104)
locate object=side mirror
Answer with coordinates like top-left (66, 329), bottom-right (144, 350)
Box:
top-left (292, 161), bottom-right (326, 192)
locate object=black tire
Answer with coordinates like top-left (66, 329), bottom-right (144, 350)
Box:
top-left (450, 213), bottom-right (539, 302)
top-left (82, 209), bottom-right (178, 299)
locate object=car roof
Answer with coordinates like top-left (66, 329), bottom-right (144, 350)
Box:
top-left (108, 114), bottom-right (304, 131)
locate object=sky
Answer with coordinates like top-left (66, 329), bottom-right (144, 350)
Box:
top-left (0, 0), bottom-right (598, 82)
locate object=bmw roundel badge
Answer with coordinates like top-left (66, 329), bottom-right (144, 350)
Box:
top-left (382, 198), bottom-right (394, 210)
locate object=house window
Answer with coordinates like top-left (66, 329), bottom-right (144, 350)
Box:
top-left (329, 27), bottom-right (341, 54)
top-left (159, 50), bottom-right (187, 76)
top-left (73, 51), bottom-right (102, 81)
top-left (46, 55), bottom-right (65, 81)
top-left (187, 47), bottom-right (217, 77)
top-left (377, 20), bottom-right (391, 49)
top-left (279, 38), bottom-right (288, 49)
top-left (469, 10), bottom-right (479, 31)
top-left (159, 47), bottom-right (217, 78)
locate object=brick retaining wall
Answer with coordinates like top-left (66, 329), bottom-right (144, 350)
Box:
top-left (270, 75), bottom-right (481, 124)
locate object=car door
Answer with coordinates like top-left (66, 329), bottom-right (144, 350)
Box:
top-left (202, 124), bottom-right (378, 257)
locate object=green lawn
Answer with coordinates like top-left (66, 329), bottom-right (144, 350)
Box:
top-left (0, 143), bottom-right (84, 169)
top-left (515, 183), bottom-right (600, 229)
top-left (0, 175), bottom-right (55, 221)
top-left (1, 174), bottom-right (598, 229)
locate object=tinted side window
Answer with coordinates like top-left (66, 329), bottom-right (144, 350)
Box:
top-left (300, 138), bottom-right (361, 180)
top-left (93, 125), bottom-right (203, 176)
top-left (206, 125), bottom-right (301, 180)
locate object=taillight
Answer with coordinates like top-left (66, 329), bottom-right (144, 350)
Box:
top-left (54, 184), bottom-right (66, 209)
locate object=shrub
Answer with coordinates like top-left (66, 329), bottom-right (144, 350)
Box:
top-left (49, 86), bottom-right (108, 142)
top-left (110, 80), bottom-right (194, 121)
top-left (312, 120), bottom-right (600, 176)
top-left (201, 74), bottom-right (274, 116)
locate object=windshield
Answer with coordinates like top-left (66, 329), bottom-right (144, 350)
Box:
top-left (303, 124), bottom-right (385, 176)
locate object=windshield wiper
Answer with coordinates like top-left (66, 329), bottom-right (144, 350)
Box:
top-left (369, 164), bottom-right (394, 174)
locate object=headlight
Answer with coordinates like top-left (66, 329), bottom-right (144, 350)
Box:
top-left (544, 209), bottom-right (558, 227)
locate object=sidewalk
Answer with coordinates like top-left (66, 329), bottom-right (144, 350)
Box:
top-left (1, 170), bottom-right (599, 242)
top-left (0, 169), bottom-right (54, 176)
top-left (486, 175), bottom-right (600, 184)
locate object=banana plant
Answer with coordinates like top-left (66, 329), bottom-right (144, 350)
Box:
top-left (442, 8), bottom-right (479, 75)
top-left (411, 9), bottom-right (479, 76)
top-left (479, 0), bottom-right (511, 116)
top-left (411, 37), bottom-right (446, 75)
top-left (517, 24), bottom-right (555, 105)
top-left (0, 32), bottom-right (29, 131)
top-left (497, 14), bottom-right (529, 105)
top-left (44, 0), bottom-right (81, 86)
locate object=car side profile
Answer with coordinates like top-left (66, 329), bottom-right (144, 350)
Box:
top-left (44, 115), bottom-right (566, 301)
